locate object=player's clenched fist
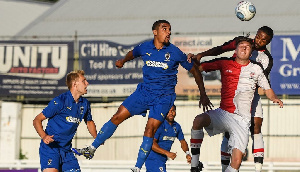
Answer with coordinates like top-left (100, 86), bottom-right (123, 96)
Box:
top-left (115, 59), bottom-right (125, 68)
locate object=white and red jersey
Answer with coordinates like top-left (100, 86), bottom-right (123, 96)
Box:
top-left (201, 58), bottom-right (271, 124)
top-left (221, 37), bottom-right (273, 77)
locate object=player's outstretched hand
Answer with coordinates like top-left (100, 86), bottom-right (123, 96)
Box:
top-left (273, 98), bottom-right (283, 108)
top-left (166, 152), bottom-right (177, 160)
top-left (42, 135), bottom-right (54, 144)
top-left (115, 59), bottom-right (125, 68)
top-left (199, 94), bottom-right (214, 112)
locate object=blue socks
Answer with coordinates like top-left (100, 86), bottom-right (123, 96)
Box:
top-left (135, 136), bottom-right (153, 168)
top-left (92, 120), bottom-right (117, 148)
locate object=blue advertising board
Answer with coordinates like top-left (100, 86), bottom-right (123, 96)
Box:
top-left (79, 40), bottom-right (149, 97)
top-left (0, 41), bottom-right (74, 98)
top-left (271, 35), bottom-right (300, 95)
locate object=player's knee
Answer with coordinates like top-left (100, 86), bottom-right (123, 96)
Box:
top-left (192, 113), bottom-right (210, 129)
top-left (230, 157), bottom-right (242, 168)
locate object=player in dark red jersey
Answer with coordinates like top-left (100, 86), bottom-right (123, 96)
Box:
top-left (189, 26), bottom-right (274, 172)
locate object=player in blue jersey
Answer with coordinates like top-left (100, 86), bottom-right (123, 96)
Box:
top-left (71, 20), bottom-right (213, 172)
top-left (33, 70), bottom-right (97, 172)
top-left (145, 105), bottom-right (191, 172)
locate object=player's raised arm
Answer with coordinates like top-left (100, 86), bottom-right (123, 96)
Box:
top-left (265, 89), bottom-right (283, 108)
top-left (189, 63), bottom-right (213, 112)
top-left (115, 50), bottom-right (135, 68)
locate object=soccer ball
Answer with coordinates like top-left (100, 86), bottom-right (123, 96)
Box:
top-left (235, 1), bottom-right (256, 21)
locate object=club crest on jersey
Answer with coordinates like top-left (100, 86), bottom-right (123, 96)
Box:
top-left (249, 72), bottom-right (255, 80)
top-left (47, 159), bottom-right (52, 165)
top-left (164, 52), bottom-right (171, 61)
top-left (159, 167), bottom-right (164, 172)
top-left (173, 127), bottom-right (177, 133)
top-left (80, 106), bottom-right (84, 114)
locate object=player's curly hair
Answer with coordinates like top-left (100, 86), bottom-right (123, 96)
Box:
top-left (66, 70), bottom-right (85, 89)
top-left (152, 20), bottom-right (170, 30)
top-left (258, 26), bottom-right (274, 40)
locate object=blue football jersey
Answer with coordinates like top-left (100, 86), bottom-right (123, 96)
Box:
top-left (132, 40), bottom-right (194, 95)
top-left (147, 120), bottom-right (184, 162)
top-left (42, 91), bottom-right (92, 149)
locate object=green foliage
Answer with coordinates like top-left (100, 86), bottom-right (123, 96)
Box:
top-left (19, 149), bottom-right (28, 160)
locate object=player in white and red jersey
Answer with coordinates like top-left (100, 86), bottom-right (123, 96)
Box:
top-left (189, 37), bottom-right (283, 172)
top-left (190, 26), bottom-right (274, 171)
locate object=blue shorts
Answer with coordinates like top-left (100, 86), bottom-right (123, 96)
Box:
top-left (39, 141), bottom-right (80, 171)
top-left (122, 84), bottom-right (176, 122)
top-left (145, 158), bottom-right (166, 172)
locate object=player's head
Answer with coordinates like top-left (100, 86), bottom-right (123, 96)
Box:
top-left (66, 70), bottom-right (89, 95)
top-left (166, 105), bottom-right (176, 123)
top-left (254, 26), bottom-right (273, 49)
top-left (235, 37), bottom-right (253, 61)
top-left (152, 20), bottom-right (171, 45)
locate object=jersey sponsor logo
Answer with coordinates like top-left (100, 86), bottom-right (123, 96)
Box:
top-left (146, 53), bottom-right (152, 56)
top-left (164, 52), bottom-right (171, 61)
top-left (225, 69), bottom-right (232, 73)
top-left (163, 136), bottom-right (175, 141)
top-left (145, 60), bottom-right (168, 69)
top-left (66, 116), bottom-right (81, 124)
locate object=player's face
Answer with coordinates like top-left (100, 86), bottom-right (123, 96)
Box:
top-left (236, 41), bottom-right (252, 61)
top-left (75, 74), bottom-right (89, 95)
top-left (153, 23), bottom-right (171, 45)
top-left (166, 106), bottom-right (176, 122)
top-left (254, 30), bottom-right (271, 49)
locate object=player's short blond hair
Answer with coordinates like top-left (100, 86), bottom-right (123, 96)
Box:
top-left (66, 70), bottom-right (85, 89)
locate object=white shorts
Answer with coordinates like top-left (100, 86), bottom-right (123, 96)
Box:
top-left (251, 92), bottom-right (263, 118)
top-left (205, 108), bottom-right (249, 154)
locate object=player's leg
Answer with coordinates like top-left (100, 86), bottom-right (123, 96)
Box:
top-left (250, 94), bottom-right (264, 171)
top-left (72, 88), bottom-right (148, 159)
top-left (251, 117), bottom-right (264, 171)
top-left (190, 112), bottom-right (211, 171)
top-left (91, 105), bottom-right (131, 148)
top-left (133, 93), bottom-right (175, 171)
top-left (40, 143), bottom-right (60, 172)
top-left (220, 132), bottom-right (231, 172)
top-left (61, 150), bottom-right (81, 172)
top-left (226, 148), bottom-right (243, 171)
top-left (134, 117), bottom-right (162, 170)
top-left (43, 169), bottom-right (59, 172)
top-left (225, 112), bottom-right (249, 171)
